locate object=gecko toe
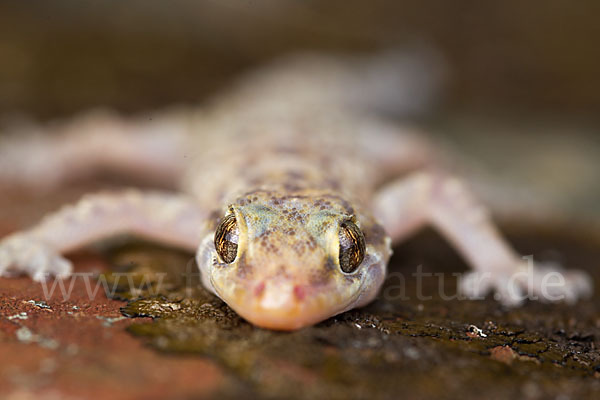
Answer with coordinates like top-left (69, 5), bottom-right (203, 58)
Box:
top-left (50, 257), bottom-right (73, 280)
top-left (458, 271), bottom-right (493, 300)
top-left (486, 274), bottom-right (526, 307)
top-left (0, 233), bottom-right (72, 281)
top-left (460, 259), bottom-right (594, 307)
top-left (458, 271), bottom-right (525, 306)
top-left (29, 249), bottom-right (72, 282)
top-left (530, 262), bottom-right (593, 303)
top-left (565, 270), bottom-right (594, 299)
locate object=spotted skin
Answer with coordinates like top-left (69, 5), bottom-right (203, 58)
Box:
top-left (196, 187), bottom-right (390, 330)
top-left (0, 51), bottom-right (592, 330)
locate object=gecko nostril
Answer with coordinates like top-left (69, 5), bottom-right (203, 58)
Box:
top-left (293, 285), bottom-right (306, 301)
top-left (254, 281), bottom-right (265, 297)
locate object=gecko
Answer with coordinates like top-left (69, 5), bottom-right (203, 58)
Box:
top-left (0, 51), bottom-right (592, 330)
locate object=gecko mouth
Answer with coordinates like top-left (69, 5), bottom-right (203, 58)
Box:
top-left (210, 273), bottom-right (366, 331)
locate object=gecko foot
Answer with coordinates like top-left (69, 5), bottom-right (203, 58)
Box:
top-left (0, 233), bottom-right (72, 281)
top-left (458, 260), bottom-right (593, 307)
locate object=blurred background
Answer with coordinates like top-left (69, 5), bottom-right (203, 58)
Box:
top-left (1, 0), bottom-right (599, 116)
top-left (0, 0), bottom-right (599, 224)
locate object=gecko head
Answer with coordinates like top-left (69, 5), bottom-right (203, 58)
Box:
top-left (196, 191), bottom-right (391, 330)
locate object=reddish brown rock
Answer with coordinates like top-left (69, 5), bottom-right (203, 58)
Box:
top-left (0, 257), bottom-right (224, 400)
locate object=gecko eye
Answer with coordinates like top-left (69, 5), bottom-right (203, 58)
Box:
top-left (215, 214), bottom-right (239, 264)
top-left (338, 221), bottom-right (365, 273)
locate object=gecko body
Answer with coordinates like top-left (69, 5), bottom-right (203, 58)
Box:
top-left (190, 112), bottom-right (395, 329)
top-left (0, 52), bottom-right (592, 330)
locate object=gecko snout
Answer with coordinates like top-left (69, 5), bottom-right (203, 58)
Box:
top-left (253, 281), bottom-right (305, 301)
top-left (221, 277), bottom-right (339, 330)
top-left (253, 280), bottom-right (306, 310)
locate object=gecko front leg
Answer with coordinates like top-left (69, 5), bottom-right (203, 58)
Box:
top-left (0, 190), bottom-right (206, 281)
top-left (373, 171), bottom-right (593, 306)
top-left (0, 108), bottom-right (189, 192)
